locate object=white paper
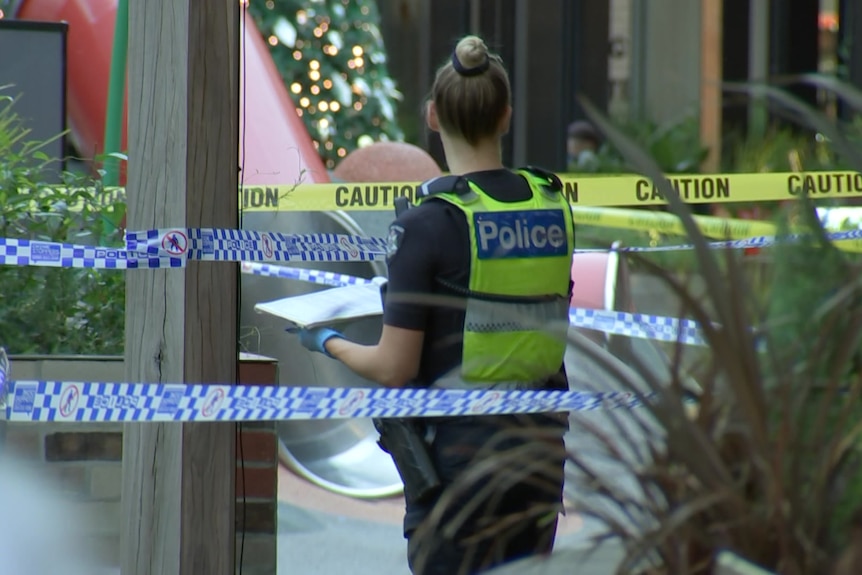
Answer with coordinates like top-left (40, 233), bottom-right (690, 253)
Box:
top-left (254, 277), bottom-right (386, 328)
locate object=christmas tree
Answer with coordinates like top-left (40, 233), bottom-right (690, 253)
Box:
top-left (249, 0), bottom-right (404, 169)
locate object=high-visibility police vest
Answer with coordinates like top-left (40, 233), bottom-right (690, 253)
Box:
top-left (413, 167), bottom-right (575, 388)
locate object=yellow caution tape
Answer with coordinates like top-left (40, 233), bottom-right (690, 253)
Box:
top-left (15, 171), bottom-right (862, 251)
top-left (559, 171), bottom-right (862, 207)
top-left (571, 206), bottom-right (779, 239)
top-left (26, 170), bottom-right (862, 213)
top-left (574, 206), bottom-right (862, 253)
top-left (236, 171), bottom-right (862, 211)
top-left (12, 173), bottom-right (862, 253)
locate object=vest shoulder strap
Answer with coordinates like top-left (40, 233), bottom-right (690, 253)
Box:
top-left (416, 175), bottom-right (473, 202)
top-left (394, 175), bottom-right (471, 216)
top-left (516, 165), bottom-right (563, 194)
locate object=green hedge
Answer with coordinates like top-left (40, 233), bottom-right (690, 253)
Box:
top-left (0, 93), bottom-right (126, 355)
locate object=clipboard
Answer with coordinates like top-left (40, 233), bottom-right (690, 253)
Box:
top-left (253, 277), bottom-right (387, 328)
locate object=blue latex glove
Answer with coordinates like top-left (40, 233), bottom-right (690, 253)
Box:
top-left (288, 326), bottom-right (344, 358)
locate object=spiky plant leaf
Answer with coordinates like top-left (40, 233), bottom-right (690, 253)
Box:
top-left (551, 88), bottom-right (862, 575)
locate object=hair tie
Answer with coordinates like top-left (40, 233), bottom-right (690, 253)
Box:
top-left (451, 51), bottom-right (490, 77)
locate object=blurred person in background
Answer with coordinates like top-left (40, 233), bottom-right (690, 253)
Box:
top-left (566, 120), bottom-right (601, 172)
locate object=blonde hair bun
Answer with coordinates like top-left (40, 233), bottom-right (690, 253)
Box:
top-left (454, 35), bottom-right (489, 70)
top-left (431, 34), bottom-right (511, 144)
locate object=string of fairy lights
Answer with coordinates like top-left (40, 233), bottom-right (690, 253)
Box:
top-left (250, 0), bottom-right (404, 169)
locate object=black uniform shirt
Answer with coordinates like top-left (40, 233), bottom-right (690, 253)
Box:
top-left (382, 168), bottom-right (570, 387)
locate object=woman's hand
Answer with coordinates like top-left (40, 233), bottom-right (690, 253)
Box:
top-left (291, 327), bottom-right (344, 357)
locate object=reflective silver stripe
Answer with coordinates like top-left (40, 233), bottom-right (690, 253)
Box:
top-left (418, 177), bottom-right (443, 200)
top-left (464, 296), bottom-right (570, 337)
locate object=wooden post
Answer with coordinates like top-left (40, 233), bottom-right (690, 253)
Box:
top-left (120, 0), bottom-right (239, 573)
top-left (700, 0), bottom-right (724, 172)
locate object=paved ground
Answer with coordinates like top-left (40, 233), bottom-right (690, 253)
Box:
top-left (276, 502), bottom-right (619, 575)
top-left (276, 454), bottom-right (620, 575)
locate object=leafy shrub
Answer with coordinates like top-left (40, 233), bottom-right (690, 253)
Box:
top-left (569, 113), bottom-right (709, 175)
top-left (0, 92), bottom-right (126, 355)
top-left (716, 115), bottom-right (862, 223)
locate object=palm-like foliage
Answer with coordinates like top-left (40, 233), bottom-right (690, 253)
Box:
top-left (408, 77), bottom-right (862, 575)
top-left (558, 80), bottom-right (862, 575)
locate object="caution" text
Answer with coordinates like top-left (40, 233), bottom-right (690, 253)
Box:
top-left (788, 173), bottom-right (862, 196)
top-left (335, 184), bottom-right (416, 208)
top-left (635, 177), bottom-right (731, 202)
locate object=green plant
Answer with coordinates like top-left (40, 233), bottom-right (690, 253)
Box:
top-left (0, 91), bottom-right (126, 355)
top-left (716, 115), bottom-right (862, 223)
top-left (723, 126), bottom-right (832, 174)
top-left (570, 113), bottom-right (709, 175)
top-left (553, 83), bottom-right (862, 575)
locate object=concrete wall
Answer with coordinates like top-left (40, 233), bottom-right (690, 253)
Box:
top-left (608, 0), bottom-right (633, 119)
top-left (643, 0), bottom-right (702, 125)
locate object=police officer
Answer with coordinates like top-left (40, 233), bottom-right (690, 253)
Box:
top-left (291, 34), bottom-right (574, 575)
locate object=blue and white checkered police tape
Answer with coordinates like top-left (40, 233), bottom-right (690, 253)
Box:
top-left (0, 378), bottom-right (651, 423)
top-left (4, 227), bottom-right (862, 270)
top-left (0, 234), bottom-right (706, 347)
top-left (125, 228), bottom-right (388, 263)
top-left (0, 229), bottom-right (386, 270)
top-left (243, 261), bottom-right (708, 347)
top-left (131, 227), bottom-right (862, 261)
top-left (0, 235), bottom-right (707, 347)
top-left (570, 308), bottom-right (705, 346)
top-left (0, 237), bottom-right (182, 269)
top-left (576, 228), bottom-right (862, 253)
top-left (240, 261), bottom-right (378, 287)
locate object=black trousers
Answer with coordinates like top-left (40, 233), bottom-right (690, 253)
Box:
top-left (403, 413), bottom-right (568, 575)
